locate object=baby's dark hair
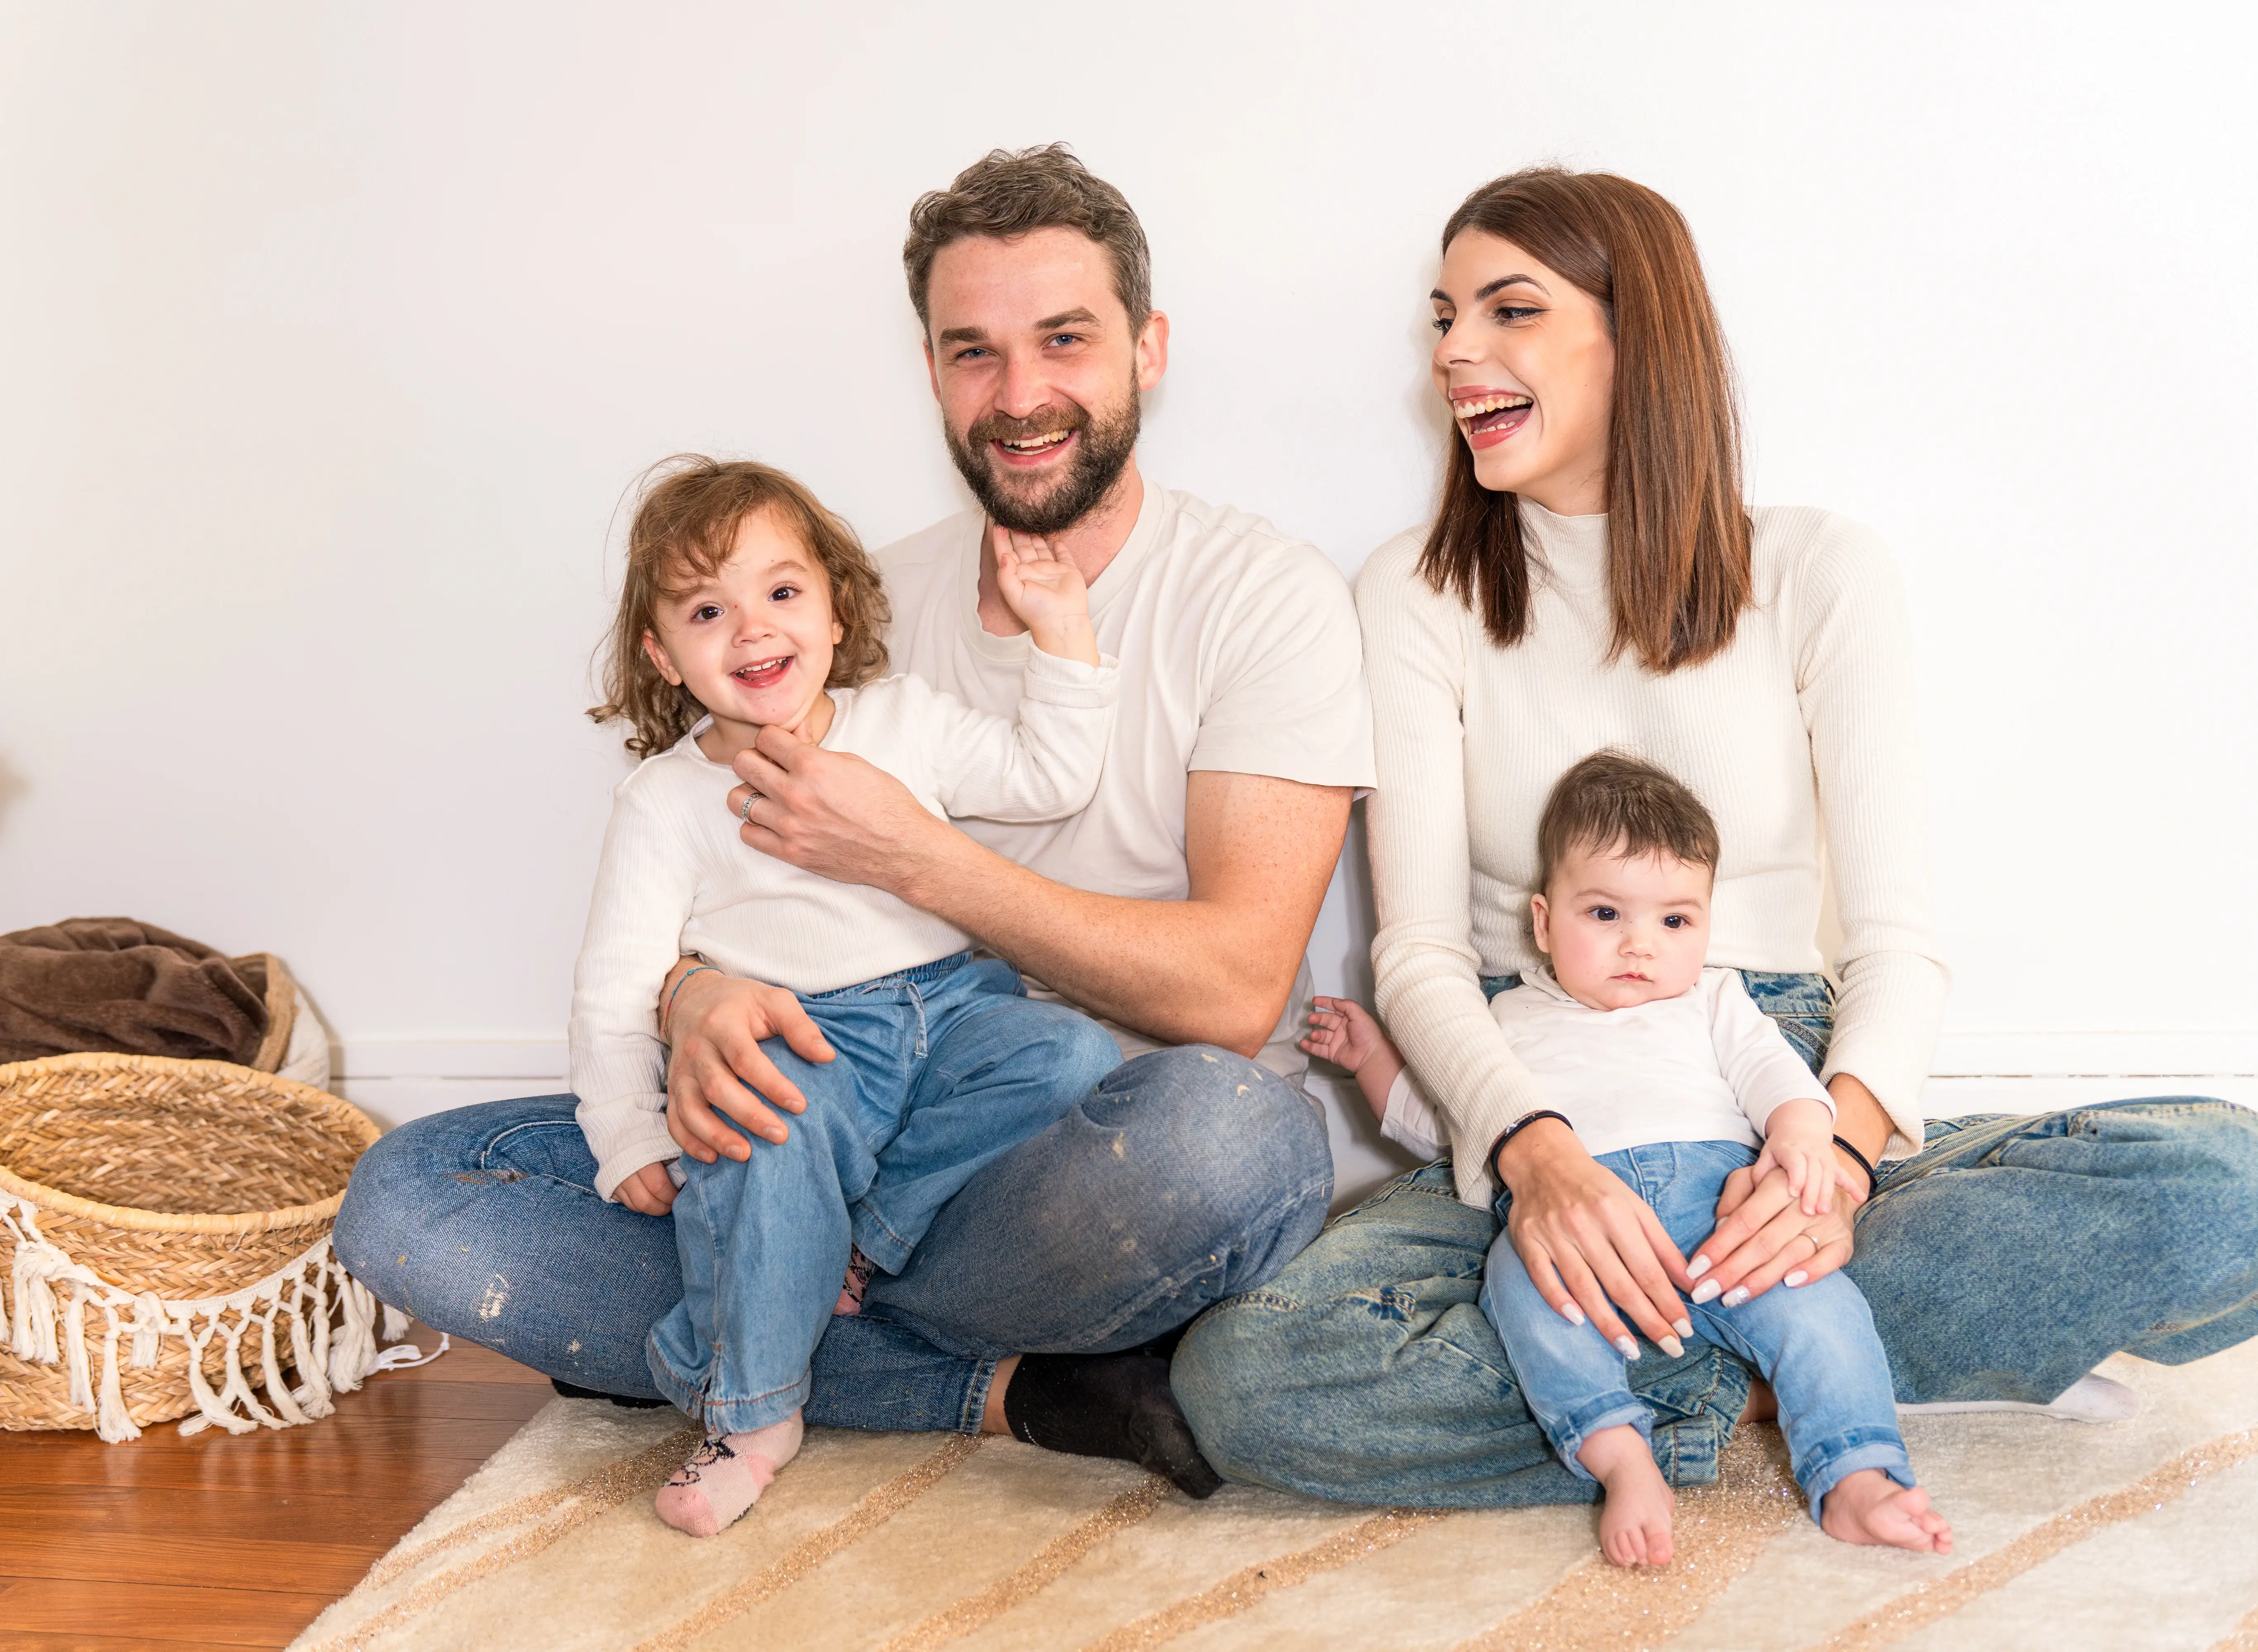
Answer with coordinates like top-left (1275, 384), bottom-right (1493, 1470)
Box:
top-left (588, 456), bottom-right (891, 756)
top-left (1535, 750), bottom-right (1720, 891)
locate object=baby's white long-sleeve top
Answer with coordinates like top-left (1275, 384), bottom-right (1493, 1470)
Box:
top-left (1379, 966), bottom-right (1833, 1167)
top-left (569, 650), bottom-right (1118, 1201)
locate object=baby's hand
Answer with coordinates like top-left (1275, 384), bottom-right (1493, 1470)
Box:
top-left (1301, 996), bottom-right (1392, 1075)
top-left (993, 525), bottom-right (1099, 666)
top-left (1752, 1100), bottom-right (1862, 1217)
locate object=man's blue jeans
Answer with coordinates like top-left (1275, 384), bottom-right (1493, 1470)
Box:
top-left (1174, 972), bottom-right (2258, 1507)
top-left (1485, 1139), bottom-right (1910, 1522)
top-left (333, 1037), bottom-right (1335, 1434)
top-left (649, 954), bottom-right (1121, 1433)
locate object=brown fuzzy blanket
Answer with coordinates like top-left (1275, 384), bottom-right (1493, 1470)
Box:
top-left (0, 917), bottom-right (294, 1070)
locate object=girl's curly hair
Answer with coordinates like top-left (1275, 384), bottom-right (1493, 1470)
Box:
top-left (590, 456), bottom-right (891, 756)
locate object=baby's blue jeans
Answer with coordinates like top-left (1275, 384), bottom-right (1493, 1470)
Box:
top-left (647, 952), bottom-right (1121, 1434)
top-left (1482, 1139), bottom-right (1912, 1522)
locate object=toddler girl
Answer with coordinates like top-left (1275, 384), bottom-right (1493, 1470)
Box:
top-left (573, 457), bottom-right (1123, 1536)
top-left (1303, 751), bottom-right (1951, 1567)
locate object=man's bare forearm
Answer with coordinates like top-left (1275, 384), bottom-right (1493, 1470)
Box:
top-left (898, 774), bottom-right (1351, 1056)
top-left (901, 833), bottom-right (1294, 1054)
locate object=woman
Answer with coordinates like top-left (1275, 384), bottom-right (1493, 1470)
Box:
top-left (1171, 167), bottom-right (2258, 1507)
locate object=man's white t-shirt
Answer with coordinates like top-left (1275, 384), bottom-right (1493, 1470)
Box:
top-left (876, 482), bottom-right (1377, 1080)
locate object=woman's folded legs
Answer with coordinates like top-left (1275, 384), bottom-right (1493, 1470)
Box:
top-left (1175, 1098), bottom-right (2258, 1509)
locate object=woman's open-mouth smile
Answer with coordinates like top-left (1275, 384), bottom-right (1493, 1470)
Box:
top-left (1452, 388), bottom-right (1535, 450)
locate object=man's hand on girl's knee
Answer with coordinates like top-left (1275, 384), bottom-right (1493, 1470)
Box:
top-left (662, 970), bottom-right (832, 1159)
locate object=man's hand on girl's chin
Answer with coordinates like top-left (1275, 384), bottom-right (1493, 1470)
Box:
top-left (730, 729), bottom-right (955, 896)
top-left (662, 969), bottom-right (832, 1162)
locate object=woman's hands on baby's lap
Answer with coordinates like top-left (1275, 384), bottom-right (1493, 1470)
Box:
top-left (1750, 1098), bottom-right (1866, 1217)
top-left (617, 1160), bottom-right (679, 1216)
top-left (992, 525), bottom-right (1099, 665)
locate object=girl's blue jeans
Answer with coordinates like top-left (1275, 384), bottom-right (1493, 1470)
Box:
top-left (1484, 1139), bottom-right (1911, 1522)
top-left (648, 953), bottom-right (1122, 1434)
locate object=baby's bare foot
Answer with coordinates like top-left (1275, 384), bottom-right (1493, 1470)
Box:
top-left (1820, 1469), bottom-right (1953, 1554)
top-left (1577, 1424), bottom-right (1675, 1567)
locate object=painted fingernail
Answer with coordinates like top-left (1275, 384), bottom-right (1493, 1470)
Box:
top-left (1673, 1318), bottom-right (1694, 1340)
top-left (1691, 1280), bottom-right (1722, 1304)
top-left (1614, 1336), bottom-right (1640, 1360)
top-left (1784, 1270), bottom-right (1809, 1287)
top-left (1687, 1254), bottom-right (1711, 1280)
top-left (1561, 1302), bottom-right (1587, 1326)
top-left (1659, 1335), bottom-right (1685, 1358)
top-left (1723, 1286), bottom-right (1751, 1308)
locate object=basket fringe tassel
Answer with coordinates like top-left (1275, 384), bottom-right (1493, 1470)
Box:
top-left (2, 1194), bottom-right (428, 1441)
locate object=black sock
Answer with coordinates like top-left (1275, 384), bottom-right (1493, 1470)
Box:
top-left (551, 1377), bottom-right (669, 1409)
top-left (1001, 1351), bottom-right (1223, 1500)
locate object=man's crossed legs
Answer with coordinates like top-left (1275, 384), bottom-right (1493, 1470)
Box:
top-left (333, 1045), bottom-right (1334, 1484)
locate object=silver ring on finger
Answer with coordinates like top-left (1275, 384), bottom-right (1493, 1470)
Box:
top-left (738, 791), bottom-right (760, 824)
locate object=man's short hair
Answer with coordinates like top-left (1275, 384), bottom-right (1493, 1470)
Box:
top-left (1536, 751), bottom-right (1721, 891)
top-left (902, 143), bottom-right (1152, 335)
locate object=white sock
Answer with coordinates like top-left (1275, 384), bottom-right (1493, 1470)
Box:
top-left (1896, 1372), bottom-right (2139, 1423)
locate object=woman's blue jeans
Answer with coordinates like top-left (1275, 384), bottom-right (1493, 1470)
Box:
top-left (649, 955), bottom-right (1122, 1433)
top-left (1486, 1139), bottom-right (1910, 1522)
top-left (1174, 971), bottom-right (2258, 1507)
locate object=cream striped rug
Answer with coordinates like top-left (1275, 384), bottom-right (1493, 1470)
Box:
top-left (294, 1341), bottom-right (2258, 1652)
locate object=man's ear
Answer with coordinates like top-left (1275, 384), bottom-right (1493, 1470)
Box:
top-left (924, 337), bottom-right (942, 402)
top-left (1530, 892), bottom-right (1551, 953)
top-left (1134, 309), bottom-right (1170, 393)
top-left (641, 631), bottom-right (684, 687)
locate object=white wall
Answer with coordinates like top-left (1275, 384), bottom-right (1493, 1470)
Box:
top-left (4, 4), bottom-right (2253, 1190)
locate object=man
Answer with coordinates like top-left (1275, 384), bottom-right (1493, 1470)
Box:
top-left (334, 145), bottom-right (1374, 1494)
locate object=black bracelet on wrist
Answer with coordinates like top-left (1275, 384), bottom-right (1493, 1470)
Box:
top-left (1490, 1110), bottom-right (1574, 1175)
top-left (1831, 1134), bottom-right (1879, 1198)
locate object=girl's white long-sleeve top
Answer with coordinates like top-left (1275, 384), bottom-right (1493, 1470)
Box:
top-left (568, 652), bottom-right (1118, 1201)
top-left (1357, 503), bottom-right (1947, 1209)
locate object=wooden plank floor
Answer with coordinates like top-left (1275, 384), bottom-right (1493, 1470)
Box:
top-left (0, 1329), bottom-right (552, 1650)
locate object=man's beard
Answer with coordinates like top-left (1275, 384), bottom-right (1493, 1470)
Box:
top-left (945, 390), bottom-right (1141, 536)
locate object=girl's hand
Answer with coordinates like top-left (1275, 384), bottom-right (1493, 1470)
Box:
top-left (1500, 1120), bottom-right (1696, 1360)
top-left (615, 1160), bottom-right (679, 1217)
top-left (993, 525), bottom-right (1099, 666)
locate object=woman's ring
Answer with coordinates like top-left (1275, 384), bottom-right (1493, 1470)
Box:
top-left (738, 792), bottom-right (760, 824)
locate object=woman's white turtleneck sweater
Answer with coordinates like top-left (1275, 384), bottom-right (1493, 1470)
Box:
top-left (1356, 501), bottom-right (1947, 1208)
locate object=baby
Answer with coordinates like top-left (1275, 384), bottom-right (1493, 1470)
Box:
top-left (1303, 751), bottom-right (1951, 1566)
top-left (572, 457), bottom-right (1124, 1537)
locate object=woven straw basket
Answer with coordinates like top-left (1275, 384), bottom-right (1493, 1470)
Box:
top-left (0, 1051), bottom-right (389, 1441)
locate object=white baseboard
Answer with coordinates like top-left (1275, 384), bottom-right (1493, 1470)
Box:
top-left (330, 1035), bottom-right (2258, 1134)
top-left (1931, 1030), bottom-right (2258, 1078)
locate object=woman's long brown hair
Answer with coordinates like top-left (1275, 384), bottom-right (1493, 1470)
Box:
top-left (1420, 168), bottom-right (1751, 672)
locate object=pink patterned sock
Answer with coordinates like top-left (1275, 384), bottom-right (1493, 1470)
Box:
top-left (653, 1411), bottom-right (804, 1538)
top-left (834, 1246), bottom-right (875, 1316)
